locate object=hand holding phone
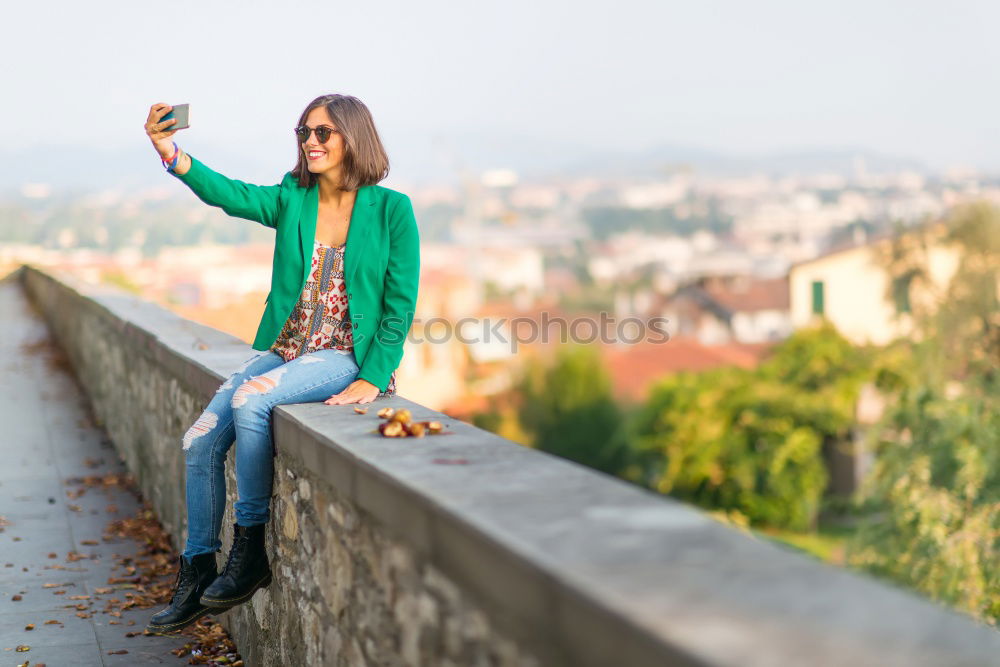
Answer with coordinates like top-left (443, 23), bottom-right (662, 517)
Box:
top-left (145, 102), bottom-right (191, 165)
top-left (160, 103), bottom-right (190, 130)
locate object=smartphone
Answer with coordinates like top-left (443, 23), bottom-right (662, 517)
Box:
top-left (162, 103), bottom-right (190, 131)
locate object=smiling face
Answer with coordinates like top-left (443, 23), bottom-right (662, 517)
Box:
top-left (301, 106), bottom-right (346, 176)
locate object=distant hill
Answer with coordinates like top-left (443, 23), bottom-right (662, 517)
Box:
top-left (0, 134), bottom-right (934, 195)
top-left (0, 143), bottom-right (289, 196)
top-left (389, 131), bottom-right (933, 184)
top-left (531, 143), bottom-right (930, 181)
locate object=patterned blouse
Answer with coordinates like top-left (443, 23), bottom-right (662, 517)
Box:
top-left (270, 239), bottom-right (397, 395)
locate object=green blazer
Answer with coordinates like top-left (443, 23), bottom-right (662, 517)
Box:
top-left (170, 155), bottom-right (420, 393)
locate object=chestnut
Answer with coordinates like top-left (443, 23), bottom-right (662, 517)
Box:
top-left (389, 408), bottom-right (412, 424)
top-left (379, 421), bottom-right (406, 437)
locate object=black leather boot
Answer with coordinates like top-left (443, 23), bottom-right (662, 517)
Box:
top-left (200, 522), bottom-right (272, 610)
top-left (145, 552), bottom-right (218, 634)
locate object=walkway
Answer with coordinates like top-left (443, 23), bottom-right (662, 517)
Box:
top-left (0, 278), bottom-right (199, 665)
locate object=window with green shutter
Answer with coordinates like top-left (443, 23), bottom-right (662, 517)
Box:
top-left (892, 273), bottom-right (913, 314)
top-left (811, 280), bottom-right (825, 315)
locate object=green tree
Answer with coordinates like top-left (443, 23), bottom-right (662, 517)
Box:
top-left (847, 202), bottom-right (1000, 625)
top-left (515, 345), bottom-right (630, 475)
top-left (848, 382), bottom-right (1000, 624)
top-left (630, 323), bottom-right (871, 531)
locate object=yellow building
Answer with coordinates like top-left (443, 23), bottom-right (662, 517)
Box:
top-left (788, 225), bottom-right (961, 345)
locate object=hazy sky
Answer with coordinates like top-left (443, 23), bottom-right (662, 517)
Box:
top-left (3, 0), bottom-right (998, 187)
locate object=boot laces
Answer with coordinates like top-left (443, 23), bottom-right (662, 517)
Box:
top-left (222, 533), bottom-right (250, 576)
top-left (170, 561), bottom-right (198, 605)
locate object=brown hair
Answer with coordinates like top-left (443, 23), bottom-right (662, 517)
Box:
top-left (290, 94), bottom-right (390, 190)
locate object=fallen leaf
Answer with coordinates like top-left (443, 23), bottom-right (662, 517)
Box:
top-left (92, 493), bottom-right (244, 662)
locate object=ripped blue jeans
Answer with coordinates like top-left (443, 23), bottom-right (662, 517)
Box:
top-left (180, 348), bottom-right (360, 558)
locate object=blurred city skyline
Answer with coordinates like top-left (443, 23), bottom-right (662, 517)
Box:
top-left (2, 0), bottom-right (998, 191)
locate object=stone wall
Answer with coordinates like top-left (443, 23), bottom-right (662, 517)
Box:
top-left (19, 265), bottom-right (1000, 667)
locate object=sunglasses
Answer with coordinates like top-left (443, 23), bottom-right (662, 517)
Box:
top-left (294, 125), bottom-right (339, 144)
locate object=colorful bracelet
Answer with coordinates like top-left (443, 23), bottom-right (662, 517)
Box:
top-left (162, 142), bottom-right (180, 172)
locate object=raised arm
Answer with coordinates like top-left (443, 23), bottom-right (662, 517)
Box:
top-left (144, 102), bottom-right (282, 228)
top-left (168, 153), bottom-right (282, 228)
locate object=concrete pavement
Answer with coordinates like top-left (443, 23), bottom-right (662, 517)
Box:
top-left (0, 277), bottom-right (211, 666)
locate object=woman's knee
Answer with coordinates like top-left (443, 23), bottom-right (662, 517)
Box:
top-left (182, 410), bottom-right (224, 458)
top-left (231, 367), bottom-right (289, 412)
top-left (181, 410), bottom-right (233, 463)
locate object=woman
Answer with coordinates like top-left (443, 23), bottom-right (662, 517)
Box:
top-left (141, 94), bottom-right (420, 634)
